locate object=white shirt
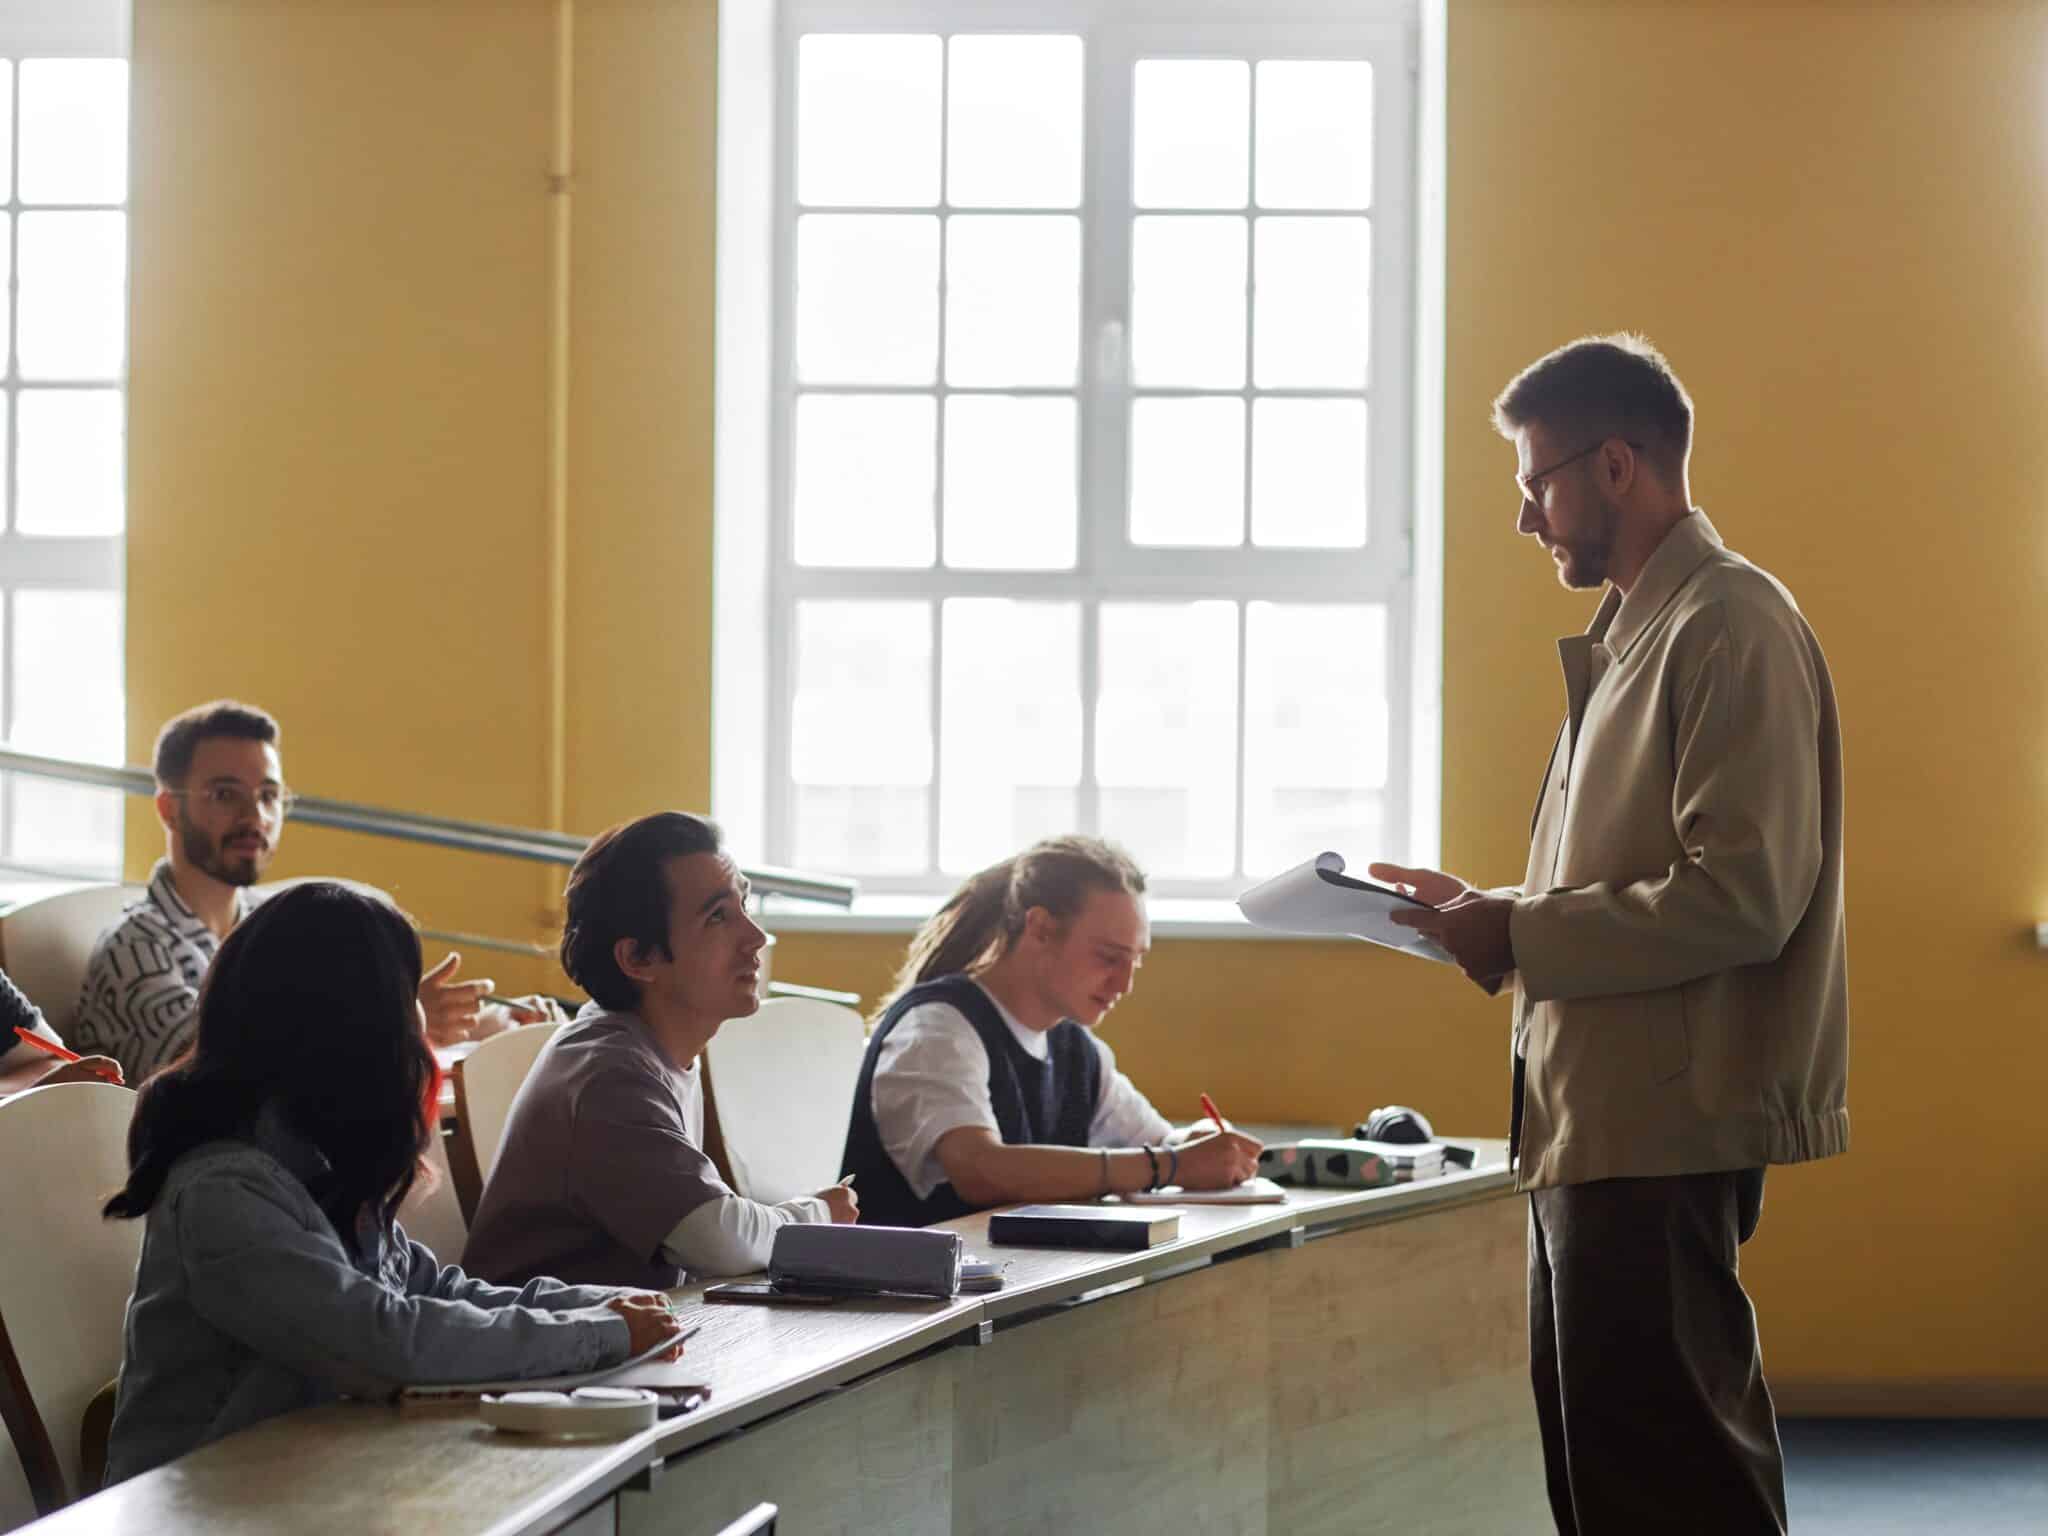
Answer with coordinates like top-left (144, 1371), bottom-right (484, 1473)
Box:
top-left (654, 1053), bottom-right (830, 1276)
top-left (871, 980), bottom-right (1174, 1201)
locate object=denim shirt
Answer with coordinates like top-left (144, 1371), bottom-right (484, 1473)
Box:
top-left (105, 1109), bottom-right (632, 1485)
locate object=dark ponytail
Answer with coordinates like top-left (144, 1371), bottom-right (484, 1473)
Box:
top-left (877, 836), bottom-right (1145, 1016)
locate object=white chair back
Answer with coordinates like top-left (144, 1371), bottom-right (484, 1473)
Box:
top-left (450, 1024), bottom-right (564, 1203)
top-left (0, 1082), bottom-right (140, 1512)
top-left (704, 997), bottom-right (866, 1205)
top-left (0, 885), bottom-right (139, 1038)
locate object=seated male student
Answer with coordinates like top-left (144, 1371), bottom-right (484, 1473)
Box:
top-left (73, 700), bottom-right (543, 1082)
top-left (840, 835), bottom-right (1263, 1228)
top-left (462, 811), bottom-right (858, 1289)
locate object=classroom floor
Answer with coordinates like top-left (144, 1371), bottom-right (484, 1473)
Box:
top-left (1782, 1418), bottom-right (2048, 1533)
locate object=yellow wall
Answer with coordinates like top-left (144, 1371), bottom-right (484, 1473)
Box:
top-left (127, 1), bottom-right (2048, 1400)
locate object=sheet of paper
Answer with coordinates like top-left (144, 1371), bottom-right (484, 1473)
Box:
top-left (1122, 1176), bottom-right (1289, 1206)
top-left (1236, 851), bottom-right (1453, 963)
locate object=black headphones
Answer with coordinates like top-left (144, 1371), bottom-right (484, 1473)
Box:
top-left (1356, 1104), bottom-right (1434, 1144)
top-left (1351, 1105), bottom-right (1477, 1168)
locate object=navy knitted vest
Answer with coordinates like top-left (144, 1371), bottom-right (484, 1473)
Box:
top-left (839, 974), bottom-right (1101, 1228)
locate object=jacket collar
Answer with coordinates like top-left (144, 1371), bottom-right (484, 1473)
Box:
top-left (1585, 508), bottom-right (1724, 661)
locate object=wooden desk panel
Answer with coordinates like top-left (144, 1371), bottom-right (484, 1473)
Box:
top-left (1267, 1195), bottom-right (1539, 1535)
top-left (621, 1356), bottom-right (956, 1536)
top-left (954, 1257), bottom-right (1269, 1536)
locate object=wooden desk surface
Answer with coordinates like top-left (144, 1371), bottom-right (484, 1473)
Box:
top-left (29, 1143), bottom-right (1513, 1536)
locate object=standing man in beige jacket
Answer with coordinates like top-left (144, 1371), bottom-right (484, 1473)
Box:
top-left (1376, 334), bottom-right (1847, 1536)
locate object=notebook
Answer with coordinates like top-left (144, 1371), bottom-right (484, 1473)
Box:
top-left (397, 1329), bottom-right (703, 1406)
top-left (987, 1205), bottom-right (1182, 1250)
top-left (1123, 1176), bottom-right (1288, 1206)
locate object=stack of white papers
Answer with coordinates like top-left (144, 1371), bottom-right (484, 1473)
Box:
top-left (1236, 852), bottom-right (1452, 963)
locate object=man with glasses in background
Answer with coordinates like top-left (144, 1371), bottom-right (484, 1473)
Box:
top-left (73, 700), bottom-right (535, 1081)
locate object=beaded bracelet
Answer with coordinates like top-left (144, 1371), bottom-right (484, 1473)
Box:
top-left (1142, 1145), bottom-right (1162, 1191)
top-left (1166, 1144), bottom-right (1180, 1188)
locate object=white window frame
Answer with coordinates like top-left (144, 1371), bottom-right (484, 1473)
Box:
top-left (721, 0), bottom-right (1429, 914)
top-left (0, 0), bottom-right (129, 884)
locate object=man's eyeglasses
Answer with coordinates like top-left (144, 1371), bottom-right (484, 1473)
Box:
top-left (1516, 438), bottom-right (1642, 505)
top-left (166, 782), bottom-right (296, 822)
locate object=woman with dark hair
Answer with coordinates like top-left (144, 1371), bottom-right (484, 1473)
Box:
top-left (839, 835), bottom-right (1263, 1228)
top-left (100, 882), bottom-right (685, 1484)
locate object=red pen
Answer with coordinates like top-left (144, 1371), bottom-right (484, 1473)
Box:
top-left (12, 1026), bottom-right (122, 1083)
top-left (1200, 1092), bottom-right (1228, 1131)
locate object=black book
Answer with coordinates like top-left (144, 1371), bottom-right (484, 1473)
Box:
top-left (987, 1204), bottom-right (1182, 1251)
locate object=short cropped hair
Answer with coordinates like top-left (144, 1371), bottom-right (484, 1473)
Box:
top-left (153, 700), bottom-right (281, 788)
top-left (560, 811), bottom-right (724, 1012)
top-left (1491, 333), bottom-right (1694, 479)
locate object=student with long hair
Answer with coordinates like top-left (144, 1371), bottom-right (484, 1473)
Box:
top-left (840, 836), bottom-right (1262, 1227)
top-left (100, 882), bottom-right (685, 1484)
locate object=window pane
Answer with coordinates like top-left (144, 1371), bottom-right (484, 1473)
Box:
top-left (1243, 603), bottom-right (1387, 877)
top-left (1097, 601), bottom-right (1238, 878)
top-left (8, 778), bottom-right (123, 873)
top-left (0, 65), bottom-right (12, 202)
top-left (1255, 61), bottom-right (1373, 210)
top-left (940, 599), bottom-right (1080, 872)
top-left (797, 34), bottom-right (941, 207)
top-left (1254, 216), bottom-right (1370, 389)
top-left (1131, 215), bottom-right (1246, 388)
top-left (17, 211), bottom-right (127, 380)
top-left (948, 35), bottom-right (1082, 209)
top-left (19, 59), bottom-right (129, 206)
top-left (793, 395), bottom-right (935, 568)
top-left (16, 389), bottom-right (124, 535)
top-left (790, 601), bottom-right (930, 873)
top-left (1133, 59), bottom-right (1248, 209)
top-left (10, 589), bottom-right (122, 762)
top-left (796, 214), bottom-right (938, 384)
top-left (1129, 396), bottom-right (1242, 547)
top-left (945, 215), bottom-right (1079, 387)
top-left (944, 396), bottom-right (1076, 570)
top-left (1251, 399), bottom-right (1367, 548)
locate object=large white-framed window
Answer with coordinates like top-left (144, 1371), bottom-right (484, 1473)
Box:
top-left (724, 0), bottom-right (1425, 910)
top-left (0, 0), bottom-right (129, 887)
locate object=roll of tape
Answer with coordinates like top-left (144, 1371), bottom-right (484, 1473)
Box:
top-left (481, 1386), bottom-right (658, 1438)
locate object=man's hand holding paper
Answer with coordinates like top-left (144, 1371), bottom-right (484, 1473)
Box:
top-left (1370, 862), bottom-right (1516, 991)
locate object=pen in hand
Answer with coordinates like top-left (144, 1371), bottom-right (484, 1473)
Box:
top-left (1199, 1092), bottom-right (1228, 1132)
top-left (12, 1026), bottom-right (123, 1084)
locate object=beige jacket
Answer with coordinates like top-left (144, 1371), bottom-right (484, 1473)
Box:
top-left (1507, 511), bottom-right (1848, 1190)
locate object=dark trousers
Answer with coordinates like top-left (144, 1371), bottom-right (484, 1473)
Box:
top-left (1527, 1169), bottom-right (1787, 1535)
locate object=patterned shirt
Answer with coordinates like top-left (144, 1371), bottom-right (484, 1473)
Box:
top-left (73, 861), bottom-right (250, 1082)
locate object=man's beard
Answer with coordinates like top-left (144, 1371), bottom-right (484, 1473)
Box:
top-left (179, 811), bottom-right (268, 887)
top-left (1553, 497), bottom-right (1619, 590)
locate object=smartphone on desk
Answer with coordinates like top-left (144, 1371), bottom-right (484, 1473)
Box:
top-left (703, 1280), bottom-right (843, 1306)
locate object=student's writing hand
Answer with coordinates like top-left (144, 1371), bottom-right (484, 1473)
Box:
top-left (38, 1056), bottom-right (124, 1089)
top-left (420, 952), bottom-right (493, 1046)
top-left (816, 1182), bottom-right (860, 1223)
top-left (1174, 1128), bottom-right (1263, 1190)
top-left (607, 1293), bottom-right (688, 1361)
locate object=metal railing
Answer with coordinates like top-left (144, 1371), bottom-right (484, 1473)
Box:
top-left (0, 746), bottom-right (856, 904)
top-left (0, 745), bottom-right (862, 1001)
